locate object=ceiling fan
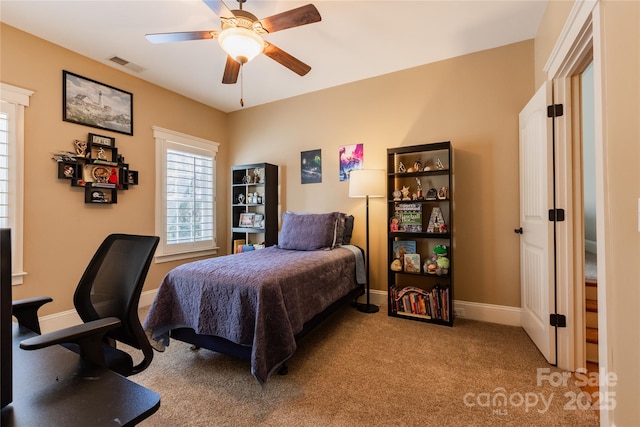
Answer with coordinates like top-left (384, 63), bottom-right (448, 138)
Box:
top-left (146, 0), bottom-right (321, 85)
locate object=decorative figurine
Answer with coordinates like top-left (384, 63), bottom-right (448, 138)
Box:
top-left (426, 188), bottom-right (438, 200)
top-left (436, 158), bottom-right (445, 170)
top-left (397, 162), bottom-right (406, 173)
top-left (413, 160), bottom-right (422, 172)
top-left (97, 147), bottom-right (107, 160)
top-left (392, 189), bottom-right (402, 201)
top-left (91, 191), bottom-right (106, 202)
top-left (438, 186), bottom-right (448, 200)
top-left (253, 168), bottom-right (262, 183)
top-left (415, 178), bottom-right (423, 200)
top-left (73, 140), bottom-right (87, 157)
top-left (401, 186), bottom-right (411, 201)
top-left (108, 169), bottom-right (118, 184)
top-left (237, 193), bottom-right (245, 204)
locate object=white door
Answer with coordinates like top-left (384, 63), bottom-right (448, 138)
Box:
top-left (518, 82), bottom-right (556, 364)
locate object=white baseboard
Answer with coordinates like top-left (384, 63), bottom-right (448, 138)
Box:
top-left (38, 289), bottom-right (522, 333)
top-left (370, 290), bottom-right (522, 327)
top-left (39, 289), bottom-right (159, 334)
top-left (453, 300), bottom-right (522, 326)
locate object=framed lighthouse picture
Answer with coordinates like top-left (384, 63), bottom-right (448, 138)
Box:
top-left (63, 70), bottom-right (133, 135)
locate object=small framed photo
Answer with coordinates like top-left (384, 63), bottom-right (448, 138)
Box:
top-left (253, 214), bottom-right (264, 228)
top-left (127, 170), bottom-right (139, 185)
top-left (239, 213), bottom-right (256, 227)
top-left (88, 133), bottom-right (115, 148)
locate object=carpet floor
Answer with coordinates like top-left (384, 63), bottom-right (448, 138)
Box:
top-left (132, 305), bottom-right (599, 427)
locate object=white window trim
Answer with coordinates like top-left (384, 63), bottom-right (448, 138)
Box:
top-left (153, 126), bottom-right (219, 263)
top-left (1, 83), bottom-right (33, 285)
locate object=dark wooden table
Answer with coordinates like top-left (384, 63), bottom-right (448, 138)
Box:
top-left (1, 323), bottom-right (160, 426)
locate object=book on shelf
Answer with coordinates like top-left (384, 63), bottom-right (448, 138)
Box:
top-left (392, 240), bottom-right (416, 259)
top-left (395, 203), bottom-right (422, 232)
top-left (233, 239), bottom-right (246, 254)
top-left (403, 253), bottom-right (421, 273)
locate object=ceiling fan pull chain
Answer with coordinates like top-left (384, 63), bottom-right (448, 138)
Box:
top-left (240, 63), bottom-right (244, 107)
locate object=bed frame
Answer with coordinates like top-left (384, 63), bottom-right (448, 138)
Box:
top-left (170, 278), bottom-right (364, 375)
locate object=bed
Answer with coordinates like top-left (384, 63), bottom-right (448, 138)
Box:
top-left (143, 212), bottom-right (365, 384)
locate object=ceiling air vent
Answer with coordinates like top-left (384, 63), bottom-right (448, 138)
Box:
top-left (108, 56), bottom-right (145, 73)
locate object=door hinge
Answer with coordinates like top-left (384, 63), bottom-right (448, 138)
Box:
top-left (547, 104), bottom-right (564, 118)
top-left (548, 208), bottom-right (565, 222)
top-left (550, 314), bottom-right (567, 328)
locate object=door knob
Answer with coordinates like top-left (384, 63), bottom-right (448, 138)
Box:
top-left (514, 227), bottom-right (523, 234)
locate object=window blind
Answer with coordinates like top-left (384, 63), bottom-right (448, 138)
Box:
top-left (0, 110), bottom-right (9, 229)
top-left (165, 148), bottom-right (214, 245)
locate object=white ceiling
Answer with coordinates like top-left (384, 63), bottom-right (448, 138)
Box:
top-left (0, 0), bottom-right (547, 113)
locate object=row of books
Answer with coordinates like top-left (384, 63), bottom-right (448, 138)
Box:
top-left (232, 239), bottom-right (265, 254)
top-left (389, 285), bottom-right (450, 321)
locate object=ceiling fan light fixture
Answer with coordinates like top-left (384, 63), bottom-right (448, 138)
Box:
top-left (218, 27), bottom-right (264, 64)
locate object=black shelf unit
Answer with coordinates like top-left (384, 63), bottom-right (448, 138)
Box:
top-left (387, 142), bottom-right (453, 326)
top-left (231, 163), bottom-right (278, 250)
top-left (55, 134), bottom-right (138, 204)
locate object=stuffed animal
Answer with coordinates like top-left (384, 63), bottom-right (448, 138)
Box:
top-left (423, 245), bottom-right (449, 276)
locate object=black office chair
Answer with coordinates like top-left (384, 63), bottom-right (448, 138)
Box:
top-left (12, 234), bottom-right (159, 376)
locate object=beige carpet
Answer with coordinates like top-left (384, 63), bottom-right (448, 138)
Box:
top-left (132, 305), bottom-right (598, 427)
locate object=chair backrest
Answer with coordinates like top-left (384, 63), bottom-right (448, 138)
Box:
top-left (73, 234), bottom-right (159, 371)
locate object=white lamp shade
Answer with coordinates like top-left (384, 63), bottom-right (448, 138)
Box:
top-left (349, 169), bottom-right (386, 198)
top-left (218, 27), bottom-right (265, 64)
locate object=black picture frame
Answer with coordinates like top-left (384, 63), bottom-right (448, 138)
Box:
top-left (63, 70), bottom-right (133, 135)
top-left (301, 149), bottom-right (322, 184)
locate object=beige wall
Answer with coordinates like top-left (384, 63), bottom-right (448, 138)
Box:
top-left (1, 24), bottom-right (230, 315)
top-left (535, 1), bottom-right (640, 424)
top-left (228, 40), bottom-right (535, 306)
top-left (3, 21), bottom-right (534, 311)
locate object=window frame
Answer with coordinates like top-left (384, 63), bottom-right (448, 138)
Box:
top-left (153, 126), bottom-right (219, 263)
top-left (0, 83), bottom-right (33, 285)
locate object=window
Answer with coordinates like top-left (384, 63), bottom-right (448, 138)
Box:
top-left (0, 83), bottom-right (33, 285)
top-left (154, 126), bottom-right (219, 262)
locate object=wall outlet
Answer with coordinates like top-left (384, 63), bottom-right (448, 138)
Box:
top-left (453, 307), bottom-right (465, 318)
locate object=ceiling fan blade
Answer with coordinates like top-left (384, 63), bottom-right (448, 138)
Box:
top-left (202, 0), bottom-right (236, 19)
top-left (260, 4), bottom-right (321, 33)
top-left (146, 31), bottom-right (217, 44)
top-left (263, 43), bottom-right (311, 76)
top-left (222, 55), bottom-right (241, 84)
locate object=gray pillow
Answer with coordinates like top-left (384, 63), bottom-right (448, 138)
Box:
top-left (278, 212), bottom-right (338, 250)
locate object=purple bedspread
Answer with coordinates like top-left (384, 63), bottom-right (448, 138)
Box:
top-left (143, 245), bottom-right (363, 384)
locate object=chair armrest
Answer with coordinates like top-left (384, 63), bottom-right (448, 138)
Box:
top-left (12, 296), bottom-right (53, 334)
top-left (20, 317), bottom-right (122, 368)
